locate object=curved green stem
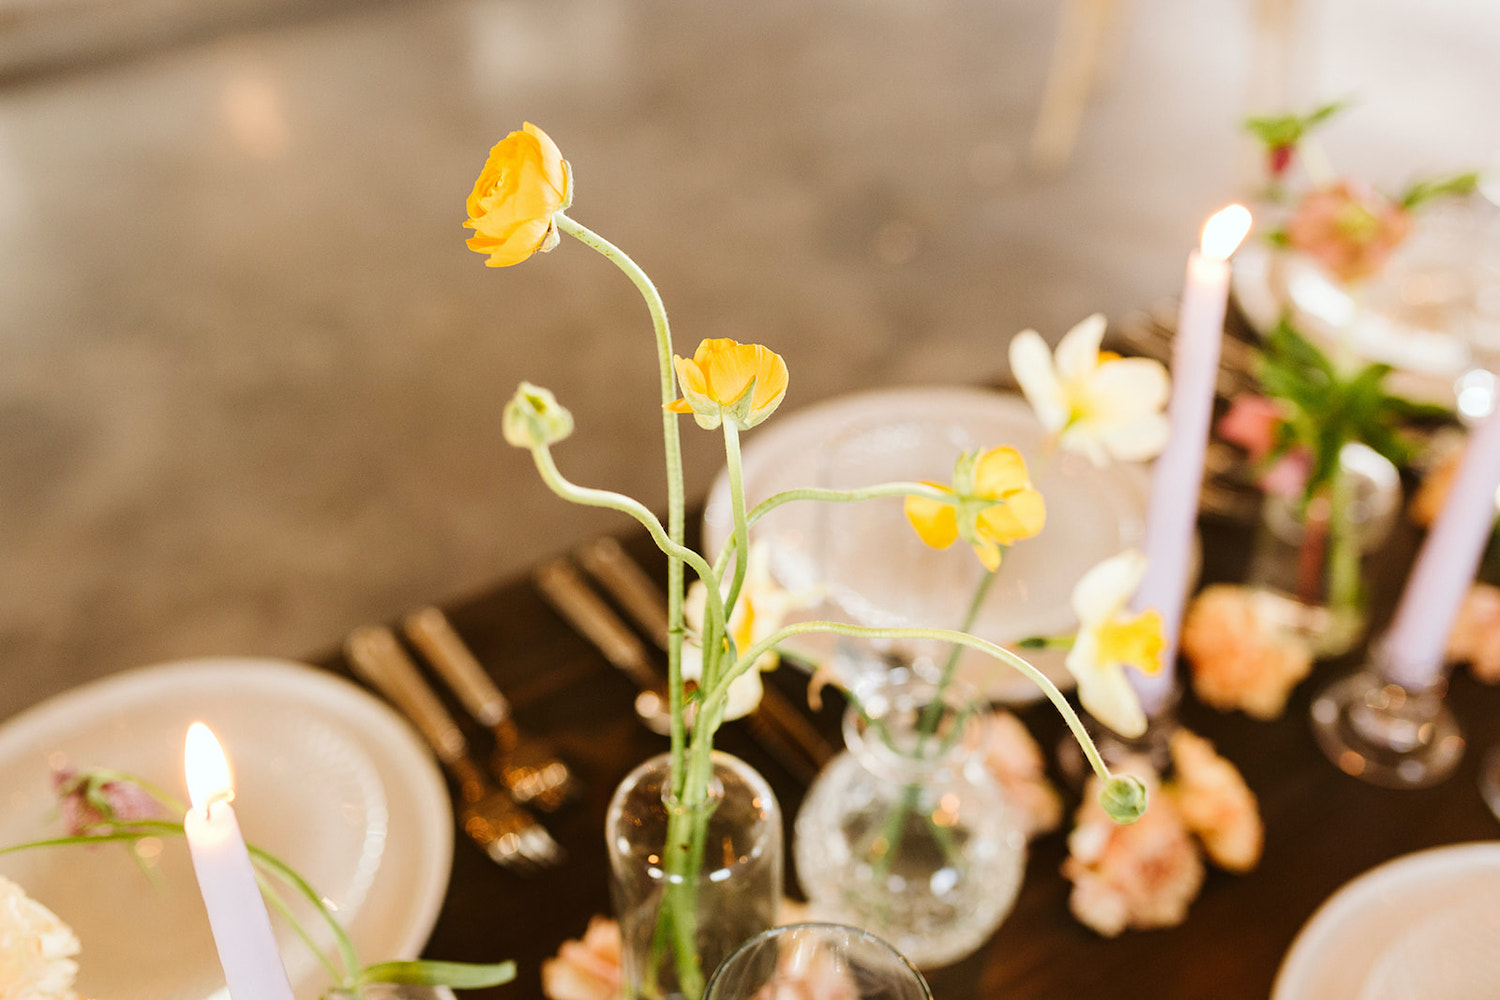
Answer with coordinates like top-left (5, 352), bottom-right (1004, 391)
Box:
top-left (249, 844), bottom-right (361, 982)
top-left (530, 445), bottom-right (728, 638)
top-left (708, 620), bottom-right (1114, 784)
top-left (256, 871), bottom-right (348, 987)
top-left (558, 213), bottom-right (689, 780)
top-left (721, 422), bottom-right (751, 640)
top-left (711, 481), bottom-right (951, 581)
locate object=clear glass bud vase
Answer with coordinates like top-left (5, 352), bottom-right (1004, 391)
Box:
top-left (606, 751), bottom-right (783, 1000)
top-left (1246, 442), bottom-right (1401, 658)
top-left (792, 669), bottom-right (1025, 969)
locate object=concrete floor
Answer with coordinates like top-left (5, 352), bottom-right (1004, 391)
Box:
top-left (2, 0), bottom-right (1496, 720)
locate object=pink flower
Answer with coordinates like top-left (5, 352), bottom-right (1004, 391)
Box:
top-left (1285, 180), bottom-right (1412, 285)
top-left (541, 917), bottom-right (622, 1000)
top-left (1180, 585), bottom-right (1315, 719)
top-left (1217, 395), bottom-right (1282, 462)
top-left (747, 938), bottom-right (860, 1000)
top-left (1167, 730), bottom-right (1263, 873)
top-left (1063, 758), bottom-right (1204, 937)
top-left (1216, 395), bottom-right (1310, 498)
top-left (52, 768), bottom-right (161, 836)
top-left (1446, 582), bottom-right (1500, 684)
top-left (980, 710), bottom-right (1063, 839)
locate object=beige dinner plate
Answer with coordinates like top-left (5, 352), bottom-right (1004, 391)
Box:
top-left (1272, 841), bottom-right (1500, 1000)
top-left (0, 657), bottom-right (452, 1000)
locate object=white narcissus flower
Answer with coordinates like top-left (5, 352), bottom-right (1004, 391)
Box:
top-left (1067, 550), bottom-right (1163, 739)
top-left (0, 876), bottom-right (83, 1000)
top-left (682, 542), bottom-right (811, 720)
top-left (1008, 314), bottom-right (1171, 466)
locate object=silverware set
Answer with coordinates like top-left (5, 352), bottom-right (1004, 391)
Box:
top-left (345, 536), bottom-right (836, 874)
top-left (344, 620), bottom-right (567, 874)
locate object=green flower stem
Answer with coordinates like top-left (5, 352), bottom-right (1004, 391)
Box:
top-left (558, 213), bottom-right (690, 788)
top-left (1017, 635), bottom-right (1076, 650)
top-left (1326, 461), bottom-right (1362, 622)
top-left (256, 870), bottom-right (349, 986)
top-left (707, 620), bottom-right (1114, 785)
top-left (711, 481), bottom-right (951, 581)
top-left (249, 843), bottom-right (361, 982)
top-left (721, 421), bottom-right (751, 631)
top-left (530, 445), bottom-right (728, 641)
top-left (922, 567), bottom-right (999, 733)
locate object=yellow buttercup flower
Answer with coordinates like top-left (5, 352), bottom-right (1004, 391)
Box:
top-left (464, 123), bottom-right (572, 268)
top-left (666, 338), bottom-right (789, 431)
top-left (902, 446), bottom-right (1046, 571)
top-left (1066, 549), bottom-right (1162, 738)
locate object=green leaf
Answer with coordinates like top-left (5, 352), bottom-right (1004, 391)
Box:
top-left (1243, 100), bottom-right (1347, 149)
top-left (357, 960), bottom-right (517, 988)
top-left (1400, 171), bottom-right (1480, 210)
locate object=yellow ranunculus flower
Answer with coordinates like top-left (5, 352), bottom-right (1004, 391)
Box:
top-left (666, 338), bottom-right (789, 431)
top-left (902, 446), bottom-right (1046, 571)
top-left (464, 123), bottom-right (572, 268)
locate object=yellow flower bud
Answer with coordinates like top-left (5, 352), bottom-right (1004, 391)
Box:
top-left (666, 338), bottom-right (789, 431)
top-left (503, 382), bottom-right (574, 448)
top-left (464, 123), bottom-right (572, 268)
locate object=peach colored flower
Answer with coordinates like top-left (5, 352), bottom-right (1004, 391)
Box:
top-left (980, 710), bottom-right (1063, 839)
top-left (1446, 582), bottom-right (1500, 684)
top-left (1063, 759), bottom-right (1204, 937)
top-left (1181, 584), bottom-right (1314, 719)
top-left (1166, 730), bottom-right (1263, 873)
top-left (1410, 440), bottom-right (1464, 529)
top-left (748, 936), bottom-right (859, 1000)
top-left (1285, 180), bottom-right (1412, 285)
top-left (541, 916), bottom-right (622, 1000)
top-left (0, 876), bottom-right (82, 1000)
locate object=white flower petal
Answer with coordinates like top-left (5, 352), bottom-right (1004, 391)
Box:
top-left (1057, 422), bottom-right (1113, 467)
top-left (1067, 636), bottom-right (1148, 738)
top-left (1071, 549), bottom-right (1148, 624)
top-left (1009, 329), bottom-right (1069, 432)
top-left (1054, 313), bottom-right (1108, 385)
top-left (1097, 412), bottom-right (1171, 463)
top-left (723, 668), bottom-right (765, 720)
top-left (679, 641), bottom-right (705, 683)
top-left (1087, 357), bottom-right (1171, 420)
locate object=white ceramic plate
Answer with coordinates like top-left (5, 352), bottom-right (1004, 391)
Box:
top-left (0, 658), bottom-right (453, 1000)
top-left (1272, 841), bottom-right (1500, 1000)
top-left (703, 386), bottom-right (1149, 702)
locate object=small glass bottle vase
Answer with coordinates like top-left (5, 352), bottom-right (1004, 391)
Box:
top-left (606, 751), bottom-right (783, 1000)
top-left (793, 669), bottom-right (1025, 968)
top-left (1246, 442), bottom-right (1401, 658)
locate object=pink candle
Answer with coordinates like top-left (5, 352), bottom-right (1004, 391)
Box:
top-left (1381, 402), bottom-right (1500, 689)
top-left (1131, 205), bottom-right (1253, 715)
top-left (183, 722), bottom-right (296, 1000)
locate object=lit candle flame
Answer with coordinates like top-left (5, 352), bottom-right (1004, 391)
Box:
top-left (185, 722), bottom-right (235, 812)
top-left (1200, 204), bottom-right (1252, 261)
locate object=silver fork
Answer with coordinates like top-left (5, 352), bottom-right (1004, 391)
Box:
top-left (401, 606), bottom-right (574, 811)
top-left (344, 624), bottom-right (564, 873)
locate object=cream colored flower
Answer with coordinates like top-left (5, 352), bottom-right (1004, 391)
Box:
top-left (541, 916), bottom-right (621, 1000)
top-left (1446, 582), bottom-right (1500, 684)
top-left (980, 710), bottom-right (1063, 839)
top-left (1066, 550), bottom-right (1162, 739)
top-left (1009, 314), bottom-right (1170, 466)
top-left (1063, 759), bottom-right (1204, 937)
top-left (683, 542), bottom-right (811, 719)
top-left (1167, 730), bottom-right (1263, 873)
top-left (0, 876), bottom-right (82, 1000)
top-left (1181, 584), bottom-right (1314, 719)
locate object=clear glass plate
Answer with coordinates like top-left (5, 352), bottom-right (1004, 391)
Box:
top-left (703, 386), bottom-right (1149, 702)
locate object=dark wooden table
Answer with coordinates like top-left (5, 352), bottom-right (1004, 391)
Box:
top-left (316, 521), bottom-right (1500, 1000)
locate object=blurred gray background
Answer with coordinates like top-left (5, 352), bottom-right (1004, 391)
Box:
top-left (2, 0), bottom-right (1496, 719)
